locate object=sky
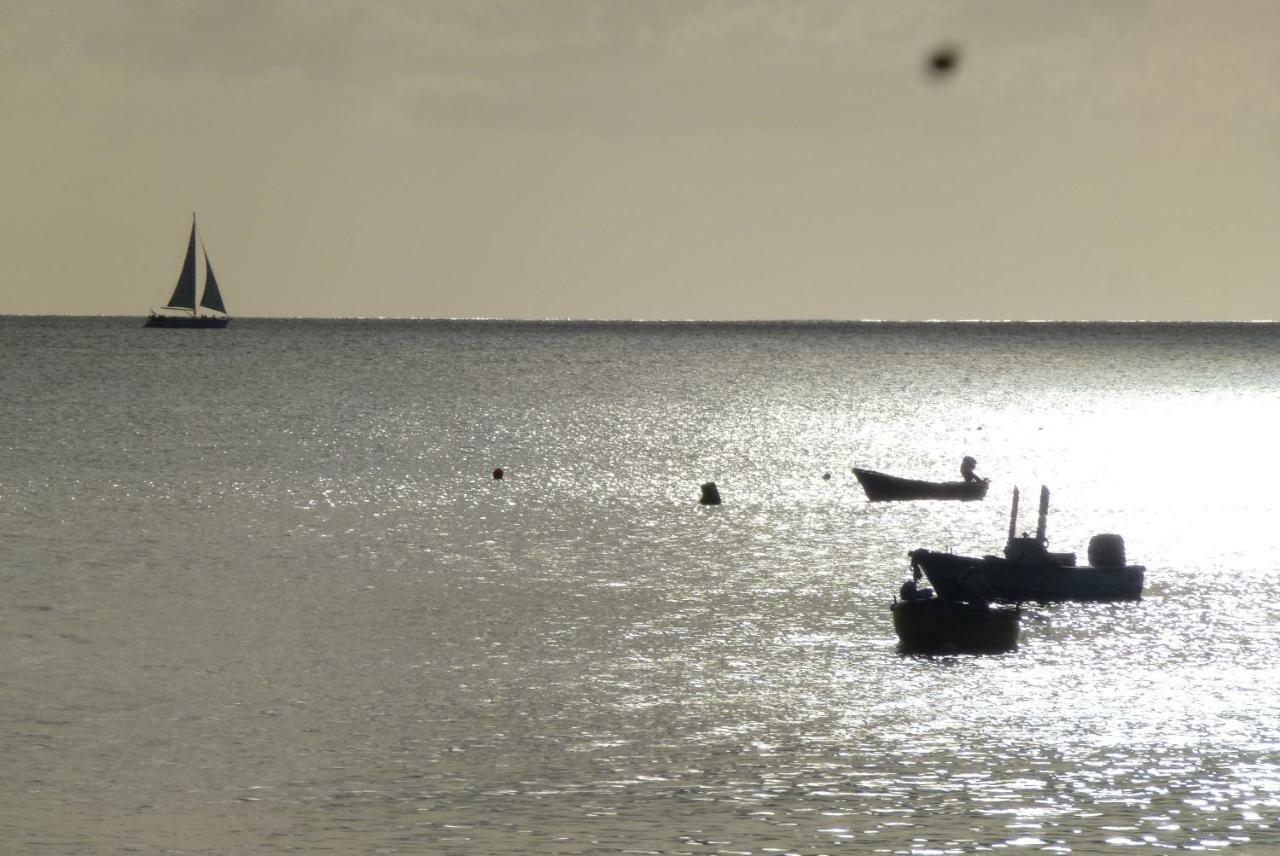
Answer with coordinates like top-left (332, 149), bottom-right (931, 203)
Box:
top-left (2, 0), bottom-right (1279, 320)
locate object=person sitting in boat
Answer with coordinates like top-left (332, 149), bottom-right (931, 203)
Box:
top-left (960, 455), bottom-right (981, 483)
top-left (899, 579), bottom-right (934, 601)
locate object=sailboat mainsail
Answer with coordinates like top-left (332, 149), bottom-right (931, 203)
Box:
top-left (166, 220), bottom-right (199, 311)
top-left (145, 214), bottom-right (230, 328)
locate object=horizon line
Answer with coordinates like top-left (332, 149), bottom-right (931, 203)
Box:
top-left (3, 313), bottom-right (1279, 324)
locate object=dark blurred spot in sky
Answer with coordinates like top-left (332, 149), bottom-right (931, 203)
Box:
top-left (926, 44), bottom-right (961, 80)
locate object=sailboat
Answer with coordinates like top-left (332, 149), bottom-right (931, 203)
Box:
top-left (144, 214), bottom-right (229, 328)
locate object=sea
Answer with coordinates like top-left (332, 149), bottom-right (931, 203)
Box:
top-left (3, 316), bottom-right (1279, 855)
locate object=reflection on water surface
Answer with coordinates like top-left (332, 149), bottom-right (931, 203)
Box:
top-left (2, 319), bottom-right (1279, 852)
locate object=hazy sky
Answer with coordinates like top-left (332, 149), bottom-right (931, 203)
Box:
top-left (3, 0), bottom-right (1279, 320)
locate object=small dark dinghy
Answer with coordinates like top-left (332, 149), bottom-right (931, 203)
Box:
top-left (853, 467), bottom-right (989, 502)
top-left (910, 486), bottom-right (1145, 604)
top-left (891, 580), bottom-right (1019, 654)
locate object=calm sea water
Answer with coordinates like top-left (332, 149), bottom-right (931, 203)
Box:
top-left (3, 317), bottom-right (1280, 854)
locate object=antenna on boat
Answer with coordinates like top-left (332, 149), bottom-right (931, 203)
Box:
top-left (1008, 487), bottom-right (1020, 543)
top-left (1036, 485), bottom-right (1050, 544)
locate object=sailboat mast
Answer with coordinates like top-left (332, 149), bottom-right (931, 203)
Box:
top-left (192, 212), bottom-right (197, 316)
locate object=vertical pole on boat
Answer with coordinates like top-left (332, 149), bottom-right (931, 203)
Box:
top-left (192, 212), bottom-right (198, 316)
top-left (1007, 487), bottom-right (1020, 542)
top-left (1036, 485), bottom-right (1050, 544)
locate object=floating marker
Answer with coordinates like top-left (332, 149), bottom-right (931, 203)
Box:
top-left (492, 467), bottom-right (504, 480)
top-left (699, 481), bottom-right (721, 506)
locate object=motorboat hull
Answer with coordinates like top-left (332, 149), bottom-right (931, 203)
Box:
top-left (910, 549), bottom-right (1144, 603)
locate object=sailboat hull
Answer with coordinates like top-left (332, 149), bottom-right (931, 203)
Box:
top-left (144, 314), bottom-right (229, 328)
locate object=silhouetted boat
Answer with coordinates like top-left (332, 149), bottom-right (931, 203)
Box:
top-left (145, 214), bottom-right (229, 328)
top-left (853, 467), bottom-right (988, 501)
top-left (891, 583), bottom-right (1019, 654)
top-left (909, 486), bottom-right (1145, 603)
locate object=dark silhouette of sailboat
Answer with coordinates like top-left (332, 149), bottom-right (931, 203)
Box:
top-left (144, 214), bottom-right (229, 328)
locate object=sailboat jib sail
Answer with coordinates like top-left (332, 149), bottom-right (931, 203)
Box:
top-left (199, 240), bottom-right (226, 314)
top-left (145, 214), bottom-right (230, 328)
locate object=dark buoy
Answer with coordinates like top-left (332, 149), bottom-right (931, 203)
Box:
top-left (492, 467), bottom-right (504, 480)
top-left (823, 472), bottom-right (832, 481)
top-left (925, 43), bottom-right (961, 80)
top-left (699, 481), bottom-right (721, 506)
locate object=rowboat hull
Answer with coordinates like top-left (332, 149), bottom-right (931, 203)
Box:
top-left (910, 548), bottom-right (1144, 603)
top-left (853, 468), bottom-right (988, 501)
top-left (891, 595), bottom-right (1019, 653)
